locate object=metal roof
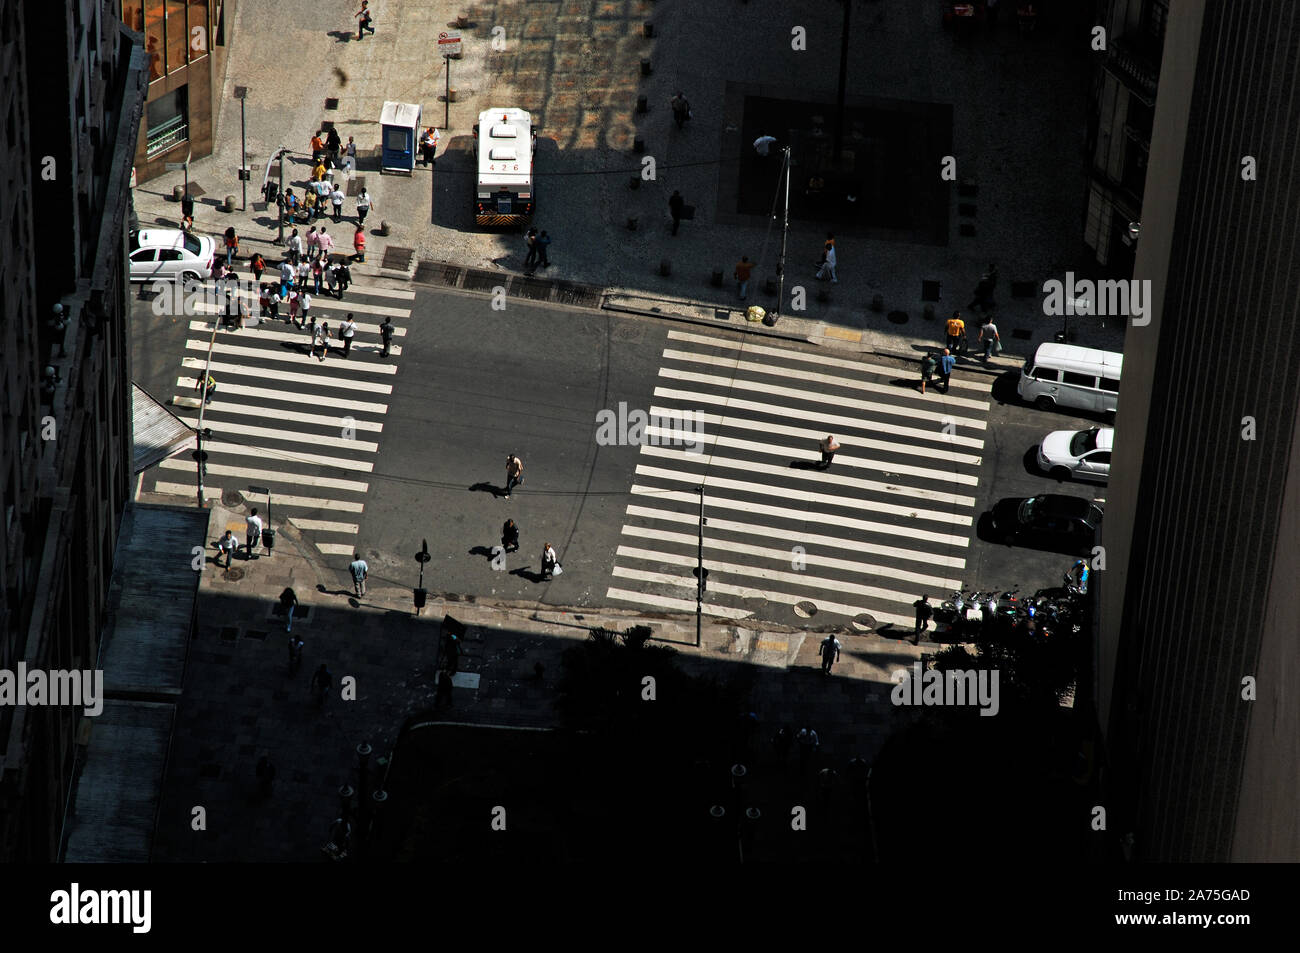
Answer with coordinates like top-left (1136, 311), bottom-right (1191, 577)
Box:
top-left (133, 382), bottom-right (195, 473)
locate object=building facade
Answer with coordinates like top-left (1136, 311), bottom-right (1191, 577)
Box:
top-left (121, 0), bottom-right (232, 183)
top-left (1099, 0), bottom-right (1300, 861)
top-left (0, 0), bottom-right (145, 862)
top-left (1083, 0), bottom-right (1167, 276)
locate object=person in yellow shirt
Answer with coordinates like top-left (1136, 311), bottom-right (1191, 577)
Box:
top-left (312, 160), bottom-right (327, 182)
top-left (945, 311), bottom-right (966, 354)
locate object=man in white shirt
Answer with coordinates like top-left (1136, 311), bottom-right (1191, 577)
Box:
top-left (355, 190), bottom-right (373, 225)
top-left (815, 241), bottom-right (838, 283)
top-left (340, 313), bottom-right (357, 358)
top-left (330, 186), bottom-right (345, 223)
top-left (246, 508), bottom-right (263, 557)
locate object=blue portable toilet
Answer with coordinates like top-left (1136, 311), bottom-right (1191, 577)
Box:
top-left (379, 101), bottom-right (422, 174)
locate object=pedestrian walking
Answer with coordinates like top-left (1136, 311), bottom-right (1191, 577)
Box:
top-left (505, 453), bottom-right (523, 498)
top-left (668, 190), bottom-right (685, 236)
top-left (303, 189), bottom-right (319, 223)
top-left (355, 189), bottom-right (373, 225)
top-left (296, 258), bottom-right (311, 289)
top-left (353, 225), bottom-right (366, 262)
top-left (315, 321), bottom-right (331, 360)
top-left (287, 633), bottom-right (304, 672)
top-left (279, 259), bottom-right (293, 297)
top-left (540, 542), bottom-right (560, 579)
top-left (968, 263), bottom-right (998, 312)
top-left (669, 92), bottom-right (691, 130)
top-left (501, 518), bottom-right (520, 553)
top-left (281, 587), bottom-right (300, 634)
top-left (312, 257), bottom-right (324, 294)
top-left (340, 313), bottom-right (357, 357)
top-left (945, 311), bottom-right (966, 354)
top-left (920, 351), bottom-right (938, 394)
top-left (310, 131), bottom-right (325, 163)
top-left (283, 188), bottom-right (299, 224)
top-left (379, 315), bottom-right (394, 357)
top-left (796, 726), bottom-right (819, 774)
top-left (815, 240), bottom-right (838, 282)
top-left (287, 228), bottom-right (302, 265)
top-left (818, 434), bottom-right (840, 469)
top-left (355, 0), bottom-right (375, 38)
top-left (246, 507), bottom-right (263, 558)
top-left (419, 127), bottom-right (438, 167)
top-left (734, 255), bottom-right (754, 300)
top-left (306, 226), bottom-right (320, 261)
top-left (222, 288), bottom-right (241, 330)
top-left (752, 131), bottom-right (778, 156)
top-left (311, 158), bottom-right (327, 183)
top-left (523, 228), bottom-right (538, 270)
top-left (819, 634), bottom-right (841, 674)
top-left (300, 291), bottom-right (312, 328)
top-left (331, 185), bottom-right (345, 223)
top-left (325, 126), bottom-right (342, 167)
top-left (337, 261), bottom-right (352, 296)
top-left (268, 288), bottom-right (281, 322)
top-left (344, 136), bottom-right (357, 173)
top-left (349, 553), bottom-right (368, 596)
top-left (288, 290), bottom-right (300, 326)
top-left (250, 252), bottom-right (265, 283)
top-left (256, 755), bottom-right (276, 797)
top-left (318, 227), bottom-right (335, 261)
top-left (223, 227), bottom-right (238, 268)
top-left (772, 725), bottom-right (793, 768)
top-left (937, 348), bottom-right (956, 393)
top-left (310, 664), bottom-right (333, 706)
top-left (216, 529), bottom-right (236, 567)
top-left (258, 284), bottom-right (271, 319)
top-left (325, 263), bottom-right (338, 298)
top-left (979, 316), bottom-right (1001, 361)
top-left (913, 595), bottom-right (933, 641)
top-left (536, 230), bottom-right (551, 268)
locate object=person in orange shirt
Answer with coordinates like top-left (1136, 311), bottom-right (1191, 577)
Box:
top-left (353, 225), bottom-right (366, 263)
top-left (310, 132), bottom-right (325, 161)
top-left (734, 256), bottom-right (754, 301)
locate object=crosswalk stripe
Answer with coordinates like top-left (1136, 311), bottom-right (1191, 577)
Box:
top-left (199, 438), bottom-right (374, 473)
top-left (175, 415), bottom-right (379, 453)
top-left (629, 485), bottom-right (971, 549)
top-left (196, 297), bottom-right (413, 318)
top-left (619, 523), bottom-right (963, 590)
top-left (210, 282), bottom-right (418, 301)
top-left (291, 518), bottom-right (360, 534)
top-left (659, 366), bottom-right (988, 430)
top-left (616, 544), bottom-right (933, 609)
top-left (153, 481), bottom-right (217, 499)
top-left (623, 503), bottom-right (967, 571)
top-left (635, 464), bottom-right (972, 526)
top-left (604, 586), bottom-right (755, 620)
top-left (638, 441), bottom-right (977, 506)
top-left (187, 318), bottom-right (407, 340)
top-left (192, 399), bottom-right (384, 432)
top-left (610, 565), bottom-right (913, 629)
top-left (648, 406), bottom-right (983, 468)
top-left (318, 542), bottom-right (361, 555)
top-left (661, 348), bottom-right (992, 411)
top-left (666, 329), bottom-right (991, 394)
top-left (654, 386), bottom-right (985, 449)
top-left (184, 339), bottom-right (399, 374)
top-left (176, 376), bottom-right (388, 414)
top-left (645, 412), bottom-right (980, 476)
top-left (180, 357), bottom-right (394, 394)
top-left (157, 457), bottom-right (371, 493)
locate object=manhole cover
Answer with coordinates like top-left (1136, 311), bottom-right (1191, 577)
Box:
top-left (224, 567), bottom-right (246, 581)
top-left (887, 310), bottom-right (908, 325)
top-left (793, 601), bottom-right (818, 619)
top-left (381, 246), bottom-right (414, 270)
top-left (346, 175), bottom-right (365, 197)
top-left (851, 613), bottom-right (877, 632)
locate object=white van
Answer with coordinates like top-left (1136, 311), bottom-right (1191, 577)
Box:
top-left (1018, 343), bottom-right (1122, 414)
top-left (473, 108), bottom-right (535, 226)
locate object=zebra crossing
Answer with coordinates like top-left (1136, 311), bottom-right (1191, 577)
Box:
top-left (605, 329), bottom-right (992, 629)
top-left (146, 281), bottom-right (414, 556)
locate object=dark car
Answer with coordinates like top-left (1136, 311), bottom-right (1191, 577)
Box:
top-left (987, 494), bottom-right (1102, 555)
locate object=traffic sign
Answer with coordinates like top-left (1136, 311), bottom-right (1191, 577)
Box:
top-left (165, 161), bottom-right (187, 171)
top-left (438, 30), bottom-right (462, 56)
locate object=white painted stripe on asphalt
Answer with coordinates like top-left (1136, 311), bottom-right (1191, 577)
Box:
top-left (188, 319), bottom-right (407, 339)
top-left (180, 357), bottom-right (393, 394)
top-left (604, 586), bottom-right (755, 620)
top-left (157, 457), bottom-right (371, 493)
top-left (624, 501), bottom-right (972, 569)
top-left (291, 519), bottom-right (360, 534)
top-left (648, 406), bottom-right (983, 468)
top-left (318, 542), bottom-right (361, 555)
top-left (185, 339), bottom-right (399, 373)
top-left (153, 481), bottom-right (218, 499)
top-left (645, 411), bottom-right (981, 475)
top-left (176, 376), bottom-right (389, 414)
top-left (637, 442), bottom-right (977, 507)
top-left (661, 348), bottom-right (992, 411)
top-left (619, 513), bottom-right (964, 586)
top-left (634, 464), bottom-right (971, 526)
top-left (610, 566), bottom-right (913, 629)
top-left (197, 439), bottom-right (375, 473)
top-left (659, 366), bottom-right (988, 430)
top-left (195, 399), bottom-right (384, 432)
top-left (628, 485), bottom-right (972, 550)
top-left (616, 544), bottom-right (934, 610)
top-left (175, 416), bottom-right (379, 453)
top-left (653, 386), bottom-right (985, 450)
top-left (195, 296), bottom-right (414, 318)
top-left (666, 329), bottom-right (991, 394)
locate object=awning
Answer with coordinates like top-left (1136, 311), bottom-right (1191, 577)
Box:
top-left (132, 382), bottom-right (194, 473)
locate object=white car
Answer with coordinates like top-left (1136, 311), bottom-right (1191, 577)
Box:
top-left (128, 229), bottom-right (216, 282)
top-left (1037, 427), bottom-right (1113, 482)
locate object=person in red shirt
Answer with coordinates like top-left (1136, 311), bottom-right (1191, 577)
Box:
top-left (734, 256), bottom-right (754, 300)
top-left (353, 226), bottom-right (366, 263)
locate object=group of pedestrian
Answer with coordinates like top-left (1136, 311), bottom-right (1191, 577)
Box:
top-left (522, 227), bottom-right (552, 272)
top-left (212, 506), bottom-right (262, 567)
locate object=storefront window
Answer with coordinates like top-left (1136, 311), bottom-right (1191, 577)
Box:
top-left (188, 0), bottom-right (209, 59)
top-left (122, 1), bottom-right (143, 33)
top-left (165, 0), bottom-right (186, 74)
top-left (143, 0), bottom-right (163, 81)
top-left (145, 86), bottom-right (188, 156)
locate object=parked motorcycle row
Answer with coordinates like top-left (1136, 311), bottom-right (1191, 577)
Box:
top-left (930, 562), bottom-right (1088, 642)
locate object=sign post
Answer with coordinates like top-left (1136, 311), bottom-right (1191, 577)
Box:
top-left (438, 31), bottom-right (462, 128)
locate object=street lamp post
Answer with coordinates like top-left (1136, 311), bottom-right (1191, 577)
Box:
top-left (693, 485), bottom-right (707, 648)
top-left (833, 0), bottom-right (852, 163)
top-left (275, 147), bottom-right (287, 245)
top-left (414, 539), bottom-right (430, 614)
top-left (235, 86), bottom-right (249, 211)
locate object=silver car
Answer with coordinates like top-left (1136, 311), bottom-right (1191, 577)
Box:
top-left (128, 229), bottom-right (216, 282)
top-left (1037, 427), bottom-right (1113, 482)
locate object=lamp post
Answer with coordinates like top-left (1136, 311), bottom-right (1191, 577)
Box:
top-left (833, 0), bottom-right (853, 163)
top-left (234, 86), bottom-right (249, 211)
top-left (275, 147), bottom-right (287, 245)
top-left (414, 539), bottom-right (430, 613)
top-left (692, 485), bottom-right (707, 648)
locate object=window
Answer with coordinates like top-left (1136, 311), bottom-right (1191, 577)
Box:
top-left (165, 0), bottom-right (186, 74)
top-left (143, 0), bottom-right (163, 81)
top-left (145, 86), bottom-right (188, 155)
top-left (182, 232), bottom-right (201, 254)
top-left (131, 248), bottom-right (157, 262)
top-left (1099, 377), bottom-right (1120, 392)
top-left (1091, 452), bottom-right (1111, 465)
top-left (1062, 371), bottom-right (1098, 388)
top-left (188, 0), bottom-right (209, 60)
top-left (1032, 367), bottom-right (1059, 383)
top-left (122, 1), bottom-right (143, 31)
top-left (158, 248), bottom-right (182, 261)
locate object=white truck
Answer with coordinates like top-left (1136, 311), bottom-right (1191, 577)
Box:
top-left (473, 108), bottom-right (536, 226)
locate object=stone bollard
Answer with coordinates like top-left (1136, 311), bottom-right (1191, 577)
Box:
top-left (629, 177), bottom-right (641, 190)
top-left (644, 22), bottom-right (654, 38)
top-left (763, 278), bottom-right (777, 296)
top-left (633, 138), bottom-right (645, 154)
top-left (379, 221), bottom-right (391, 236)
top-left (627, 217), bottom-right (638, 231)
top-left (816, 286), bottom-right (831, 303)
top-left (711, 269), bottom-right (723, 287)
top-left (636, 95), bottom-right (648, 114)
top-left (172, 185), bottom-right (186, 202)
top-left (923, 303), bottom-right (936, 320)
top-left (448, 88), bottom-right (458, 103)
top-left (224, 195), bottom-right (236, 212)
top-left (871, 293), bottom-right (884, 312)
top-left (641, 59), bottom-right (652, 76)
top-left (659, 259), bottom-right (671, 277)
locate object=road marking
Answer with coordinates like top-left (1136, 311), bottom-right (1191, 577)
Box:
top-left (661, 348), bottom-right (992, 411)
top-left (186, 318), bottom-right (407, 341)
top-left (290, 518), bottom-right (360, 534)
top-left (197, 438), bottom-right (374, 473)
top-left (647, 406), bottom-right (983, 468)
top-left (634, 463), bottom-right (972, 526)
top-left (821, 326), bottom-right (862, 342)
top-left (667, 329), bottom-right (992, 394)
top-left (318, 542), bottom-right (360, 555)
top-left (185, 339), bottom-right (399, 374)
top-left (604, 586), bottom-right (755, 620)
top-left (181, 357), bottom-right (393, 394)
top-left (177, 376), bottom-right (389, 414)
top-left (619, 524), bottom-right (962, 590)
top-left (654, 386), bottom-right (985, 449)
top-left (157, 457), bottom-right (371, 493)
top-left (629, 485), bottom-right (971, 551)
top-left (637, 443), bottom-right (977, 507)
top-left (196, 297), bottom-right (414, 318)
top-left (175, 416), bottom-right (378, 454)
top-left (154, 481), bottom-right (219, 499)
top-left (194, 399), bottom-right (384, 432)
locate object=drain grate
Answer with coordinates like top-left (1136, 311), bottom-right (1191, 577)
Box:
top-left (462, 268), bottom-right (505, 292)
top-left (381, 246), bottom-right (414, 270)
top-left (219, 627), bottom-right (239, 642)
top-left (415, 261), bottom-right (463, 285)
top-left (346, 174), bottom-right (365, 197)
top-left (512, 276), bottom-right (553, 300)
top-left (551, 280), bottom-right (603, 309)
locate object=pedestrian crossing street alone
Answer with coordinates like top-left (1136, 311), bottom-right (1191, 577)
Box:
top-left (145, 281), bottom-right (414, 556)
top-left (605, 329), bottom-right (992, 630)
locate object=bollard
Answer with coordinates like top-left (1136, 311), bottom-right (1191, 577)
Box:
top-left (923, 303), bottom-right (936, 320)
top-left (644, 22), bottom-right (654, 37)
top-left (641, 59), bottom-right (652, 76)
top-left (379, 220), bottom-right (390, 236)
top-left (636, 95), bottom-right (648, 114)
top-left (172, 184), bottom-right (186, 202)
top-left (627, 216), bottom-right (638, 231)
top-left (711, 269), bottom-right (723, 287)
top-left (633, 137), bottom-right (645, 154)
top-left (224, 195), bottom-right (236, 212)
top-left (871, 293), bottom-right (884, 312)
top-left (659, 259), bottom-right (671, 276)
top-left (629, 177), bottom-right (641, 190)
top-left (762, 278), bottom-right (777, 296)
top-left (448, 88), bottom-right (458, 103)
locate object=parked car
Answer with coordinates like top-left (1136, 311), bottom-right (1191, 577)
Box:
top-left (988, 495), bottom-right (1103, 555)
top-left (128, 229), bottom-right (215, 282)
top-left (1037, 427), bottom-right (1114, 482)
